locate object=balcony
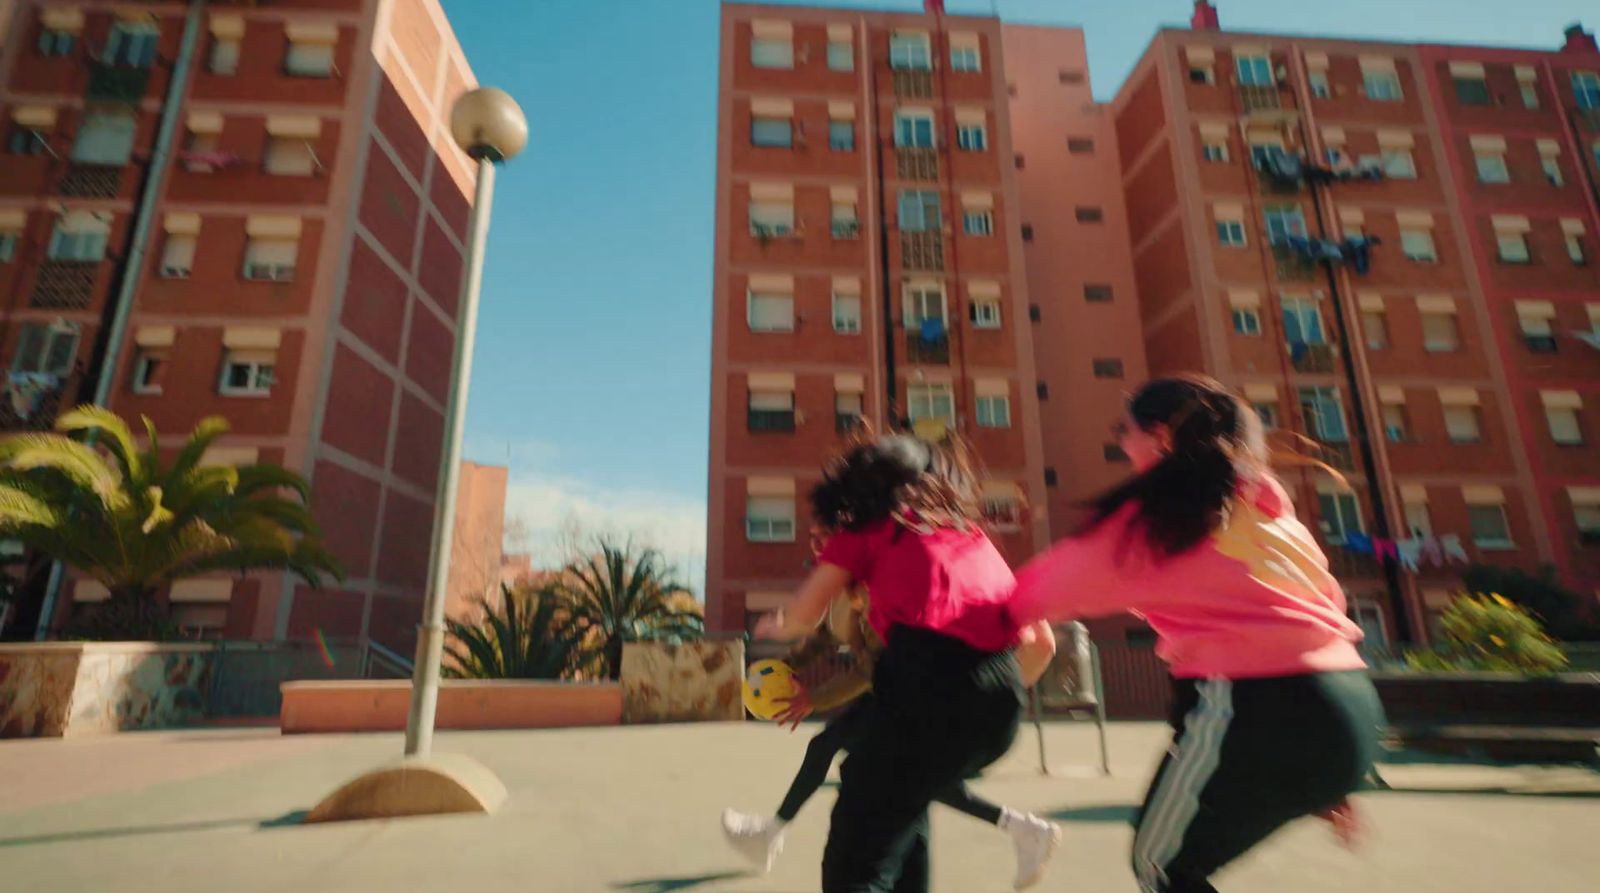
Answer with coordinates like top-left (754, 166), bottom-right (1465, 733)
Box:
top-left (1290, 342), bottom-right (1336, 374)
top-left (747, 409), bottom-right (796, 433)
top-left (892, 69), bottom-right (935, 99)
top-left (31, 261), bottom-right (100, 310)
top-left (86, 62), bottom-right (151, 104)
top-left (1237, 84), bottom-right (1282, 113)
top-left (900, 231), bottom-right (944, 271)
top-left (1326, 547), bottom-right (1381, 579)
top-left (1272, 243), bottom-right (1318, 282)
top-left (895, 147), bottom-right (938, 181)
top-left (836, 412), bottom-right (864, 435)
top-left (905, 333), bottom-right (950, 365)
top-left (1575, 106), bottom-right (1600, 133)
top-left (1312, 439), bottom-right (1357, 471)
top-left (57, 164), bottom-right (124, 199)
top-left (0, 371), bottom-right (79, 433)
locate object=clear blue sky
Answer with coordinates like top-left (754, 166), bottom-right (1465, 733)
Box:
top-left (445, 0), bottom-right (1594, 586)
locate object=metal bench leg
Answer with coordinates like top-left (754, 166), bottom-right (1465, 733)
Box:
top-left (1031, 685), bottom-right (1049, 776)
top-left (1092, 643), bottom-right (1111, 776)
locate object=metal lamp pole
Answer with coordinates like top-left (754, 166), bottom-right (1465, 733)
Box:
top-left (403, 88), bottom-right (528, 758)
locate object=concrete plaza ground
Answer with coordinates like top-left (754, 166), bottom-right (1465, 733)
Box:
top-left (1, 721), bottom-right (1597, 893)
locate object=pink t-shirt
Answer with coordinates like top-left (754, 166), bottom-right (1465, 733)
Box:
top-left (1010, 476), bottom-right (1367, 679)
top-left (819, 519), bottom-right (1019, 653)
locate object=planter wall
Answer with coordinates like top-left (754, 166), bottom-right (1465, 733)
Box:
top-left (0, 642), bottom-right (213, 738)
top-left (279, 679), bottom-right (623, 734)
top-left (620, 639), bottom-right (745, 724)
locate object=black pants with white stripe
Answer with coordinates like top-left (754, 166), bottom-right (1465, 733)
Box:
top-left (1132, 671), bottom-right (1384, 893)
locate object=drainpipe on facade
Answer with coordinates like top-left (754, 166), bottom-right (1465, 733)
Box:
top-left (870, 28), bottom-right (898, 426)
top-left (33, 0), bottom-right (207, 640)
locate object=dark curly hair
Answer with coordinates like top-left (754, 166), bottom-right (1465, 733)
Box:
top-left (810, 433), bottom-right (982, 533)
top-left (1082, 374), bottom-right (1268, 558)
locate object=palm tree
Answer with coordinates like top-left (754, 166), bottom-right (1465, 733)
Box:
top-left (444, 585), bottom-right (587, 680)
top-left (0, 407), bottom-right (340, 639)
top-left (558, 538), bottom-right (704, 679)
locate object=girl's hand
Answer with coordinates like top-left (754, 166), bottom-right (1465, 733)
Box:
top-left (1316, 798), bottom-right (1364, 850)
top-left (773, 684), bottom-right (814, 730)
top-left (753, 610), bottom-right (786, 640)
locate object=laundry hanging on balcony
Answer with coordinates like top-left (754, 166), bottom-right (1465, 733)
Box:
top-left (919, 318), bottom-right (946, 344)
top-left (4, 372), bottom-right (57, 420)
top-left (1257, 147), bottom-right (1305, 189)
top-left (1389, 534), bottom-right (1471, 573)
top-left (1342, 235), bottom-right (1380, 274)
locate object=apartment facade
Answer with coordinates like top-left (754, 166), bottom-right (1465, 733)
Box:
top-left (1110, 2), bottom-right (1600, 644)
top-left (706, 2), bottom-right (1054, 636)
top-left (0, 0), bottom-right (479, 650)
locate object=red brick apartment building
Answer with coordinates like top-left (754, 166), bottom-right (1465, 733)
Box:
top-left (0, 0), bottom-right (480, 650)
top-left (708, 0), bottom-right (1600, 665)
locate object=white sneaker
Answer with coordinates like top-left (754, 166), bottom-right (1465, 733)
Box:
top-left (721, 808), bottom-right (785, 874)
top-left (1007, 813), bottom-right (1062, 890)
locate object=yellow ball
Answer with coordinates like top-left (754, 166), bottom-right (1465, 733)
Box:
top-left (742, 659), bottom-right (798, 721)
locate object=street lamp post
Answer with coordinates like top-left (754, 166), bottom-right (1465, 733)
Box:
top-left (403, 87), bottom-right (528, 759)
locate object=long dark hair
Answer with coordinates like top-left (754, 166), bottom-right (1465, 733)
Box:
top-left (1082, 374), bottom-right (1267, 558)
top-left (810, 433), bottom-right (981, 533)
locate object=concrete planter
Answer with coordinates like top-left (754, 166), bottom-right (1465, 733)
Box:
top-left (0, 642), bottom-right (213, 738)
top-left (279, 679), bottom-right (623, 734)
top-left (619, 639), bottom-right (744, 724)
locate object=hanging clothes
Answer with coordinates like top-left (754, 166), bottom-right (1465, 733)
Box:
top-left (1420, 538), bottom-right (1443, 567)
top-left (1439, 534), bottom-right (1470, 564)
top-left (1342, 236), bottom-right (1376, 275)
top-left (1344, 532), bottom-right (1375, 555)
top-left (1395, 539), bottom-right (1422, 573)
top-left (919, 318), bottom-right (946, 344)
top-left (1260, 147), bottom-right (1305, 189)
top-left (1374, 539), bottom-right (1399, 566)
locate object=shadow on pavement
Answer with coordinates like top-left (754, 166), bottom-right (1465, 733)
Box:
top-left (0, 809), bottom-right (315, 849)
top-left (1046, 803), bottom-right (1138, 824)
top-left (611, 872), bottom-right (748, 892)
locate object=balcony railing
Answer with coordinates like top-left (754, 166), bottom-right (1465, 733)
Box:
top-left (0, 370), bottom-right (78, 433)
top-left (836, 412), bottom-right (864, 434)
top-left (31, 261), bottom-right (99, 310)
top-left (86, 62), bottom-right (151, 104)
top-left (905, 333), bottom-right (950, 365)
top-left (900, 230), bottom-right (944, 271)
top-left (892, 69), bottom-right (935, 99)
top-left (1272, 243), bottom-right (1318, 281)
top-left (1326, 546), bottom-right (1381, 579)
top-left (747, 409), bottom-right (796, 433)
top-left (1312, 439), bottom-right (1357, 471)
top-left (895, 147), bottom-right (938, 181)
top-left (1574, 106), bottom-right (1600, 133)
top-left (1290, 342), bottom-right (1336, 374)
top-left (58, 164), bottom-right (124, 199)
top-left (1237, 84), bottom-right (1283, 113)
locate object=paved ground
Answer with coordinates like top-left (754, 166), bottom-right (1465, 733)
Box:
top-left (1, 721), bottom-right (1597, 893)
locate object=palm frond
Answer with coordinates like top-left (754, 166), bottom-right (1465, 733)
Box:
top-left (56, 405), bottom-right (144, 484)
top-left (167, 416), bottom-right (232, 482)
top-left (0, 434), bottom-right (123, 505)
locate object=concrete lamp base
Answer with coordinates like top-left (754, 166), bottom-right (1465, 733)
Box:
top-left (305, 753), bottom-right (508, 824)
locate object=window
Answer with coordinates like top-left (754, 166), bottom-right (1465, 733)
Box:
top-left (1248, 143), bottom-right (1276, 170)
top-left (895, 111), bottom-right (937, 150)
top-left (748, 201), bottom-right (794, 237)
top-left (1364, 71), bottom-right (1403, 101)
top-left (1044, 468), bottom-right (1058, 487)
top-left (1092, 358), bottom-right (1124, 379)
top-left (1299, 386), bottom-right (1349, 442)
top-left (0, 232), bottom-right (16, 263)
top-left (11, 323), bottom-right (78, 376)
top-left (131, 351), bottom-right (165, 395)
top-left (836, 392), bottom-right (864, 432)
top-left (747, 291), bottom-right (794, 333)
top-left (1574, 500), bottom-right (1600, 545)
top-left (7, 127), bottom-right (47, 155)
top-left (1361, 310), bottom-right (1388, 350)
top-left (1309, 70), bottom-right (1331, 98)
top-left (1518, 307), bottom-right (1557, 352)
top-left (1084, 284), bottom-right (1113, 303)
top-left (975, 394), bottom-right (1011, 428)
top-left (1235, 54), bottom-right (1273, 87)
top-left (751, 36), bottom-right (792, 69)
top-left (828, 120), bottom-right (855, 151)
top-left (827, 40), bottom-right (853, 72)
top-left (1572, 72), bottom-right (1600, 109)
top-left (1263, 205), bottom-right (1308, 245)
top-left (1542, 155), bottom-right (1564, 186)
top-left (1189, 64), bottom-right (1215, 85)
top-left (950, 45), bottom-right (981, 73)
top-left (105, 21), bottom-right (159, 68)
top-left (1403, 501), bottom-right (1433, 537)
top-left (831, 203), bottom-right (859, 239)
top-left (981, 491), bottom-right (1022, 528)
top-left (1067, 138), bottom-right (1095, 154)
top-left (897, 190), bottom-right (941, 232)
top-left (242, 236), bottom-right (297, 281)
top-left (1520, 81), bottom-right (1539, 109)
top-left (1475, 153), bottom-right (1510, 184)
top-left (70, 109), bottom-right (136, 166)
top-left (47, 214), bottom-right (110, 262)
top-left (1014, 153), bottom-right (1025, 169)
top-left (1216, 219), bottom-right (1246, 247)
top-left (751, 116), bottom-right (792, 148)
top-left (1443, 404), bottom-right (1481, 443)
top-left (183, 128), bottom-right (222, 171)
top-left (746, 496), bottom-right (796, 542)
top-left (1567, 233), bottom-right (1587, 265)
top-left (1232, 308), bottom-right (1262, 336)
top-left (1421, 312), bottom-right (1460, 352)
top-left (220, 352), bottom-right (275, 397)
top-left (1381, 403), bottom-right (1408, 442)
top-left (285, 35), bottom-right (335, 77)
top-left (38, 29), bottom-right (75, 57)
top-left (962, 210), bottom-right (993, 237)
top-left (1400, 229), bottom-right (1437, 263)
top-left (1316, 491), bottom-right (1363, 544)
top-left (1281, 297), bottom-right (1326, 345)
top-left (833, 294), bottom-right (862, 334)
top-left (1253, 401), bottom-right (1278, 429)
top-left (956, 123), bottom-right (987, 152)
top-left (1454, 75), bottom-right (1491, 106)
top-left (1075, 207), bottom-right (1104, 224)
top-left (1058, 69), bottom-right (1085, 85)
top-left (1201, 142), bottom-right (1228, 162)
top-left (1350, 601), bottom-right (1388, 649)
top-left (1468, 504), bottom-right (1512, 548)
top-left (889, 32), bottom-right (932, 71)
top-left (1546, 404), bottom-right (1583, 446)
top-left (1381, 150), bottom-right (1417, 179)
top-left (1037, 381), bottom-right (1050, 400)
top-left (1496, 233), bottom-right (1530, 264)
top-left (159, 233), bottom-right (196, 278)
top-left (747, 390), bottom-right (795, 432)
top-left (971, 300), bottom-right (1001, 329)
top-left (209, 37), bottom-right (240, 75)
top-left (1020, 224), bottom-right (1034, 242)
top-left (265, 136), bottom-right (317, 176)
top-left (902, 283), bottom-right (946, 327)
top-left (907, 383), bottom-right (954, 424)
top-left (1029, 304), bottom-right (1042, 321)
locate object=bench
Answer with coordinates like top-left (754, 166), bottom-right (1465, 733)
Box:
top-left (1371, 672), bottom-right (1600, 767)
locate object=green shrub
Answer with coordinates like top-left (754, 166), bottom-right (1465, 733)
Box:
top-left (1405, 594), bottom-right (1568, 675)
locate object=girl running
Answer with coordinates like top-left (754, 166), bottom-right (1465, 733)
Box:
top-left (1009, 374), bottom-right (1385, 893)
top-left (752, 434), bottom-right (1039, 893)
